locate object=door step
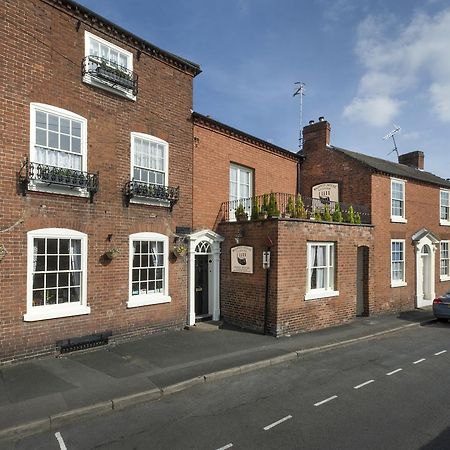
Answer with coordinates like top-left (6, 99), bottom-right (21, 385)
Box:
top-left (195, 314), bottom-right (213, 322)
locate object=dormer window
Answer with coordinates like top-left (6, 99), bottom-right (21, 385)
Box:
top-left (82, 31), bottom-right (137, 99)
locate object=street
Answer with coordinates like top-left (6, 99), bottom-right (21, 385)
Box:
top-left (3, 321), bottom-right (449, 450)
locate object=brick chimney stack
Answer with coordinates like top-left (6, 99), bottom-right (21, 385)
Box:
top-left (398, 151), bottom-right (424, 170)
top-left (302, 117), bottom-right (331, 153)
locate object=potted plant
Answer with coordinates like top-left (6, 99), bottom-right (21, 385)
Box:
top-left (259, 194), bottom-right (269, 219)
top-left (173, 242), bottom-right (188, 257)
top-left (295, 194), bottom-right (307, 219)
top-left (251, 196), bottom-right (260, 220)
top-left (355, 212), bottom-right (362, 224)
top-left (284, 196), bottom-right (295, 218)
top-left (105, 248), bottom-right (120, 260)
top-left (323, 204), bottom-right (332, 222)
top-left (332, 202), bottom-right (344, 222)
top-left (235, 203), bottom-right (248, 221)
top-left (267, 192), bottom-right (280, 218)
top-left (345, 205), bottom-right (356, 224)
top-left (313, 208), bottom-right (322, 221)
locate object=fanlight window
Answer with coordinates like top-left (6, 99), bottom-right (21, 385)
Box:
top-left (195, 241), bottom-right (211, 254)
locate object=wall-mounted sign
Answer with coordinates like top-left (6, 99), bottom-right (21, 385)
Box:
top-left (312, 183), bottom-right (339, 203)
top-left (231, 246), bottom-right (253, 274)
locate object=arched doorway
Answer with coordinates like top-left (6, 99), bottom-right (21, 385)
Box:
top-left (188, 230), bottom-right (224, 325)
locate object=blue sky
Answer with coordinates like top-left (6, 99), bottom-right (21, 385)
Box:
top-left (77, 0), bottom-right (450, 179)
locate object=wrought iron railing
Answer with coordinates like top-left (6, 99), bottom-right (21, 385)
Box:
top-left (82, 56), bottom-right (138, 96)
top-left (220, 192), bottom-right (371, 224)
top-left (124, 181), bottom-right (179, 210)
top-left (19, 159), bottom-right (99, 202)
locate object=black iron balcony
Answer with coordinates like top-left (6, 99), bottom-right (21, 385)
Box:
top-left (82, 56), bottom-right (138, 96)
top-left (124, 181), bottom-right (179, 210)
top-left (19, 159), bottom-right (99, 203)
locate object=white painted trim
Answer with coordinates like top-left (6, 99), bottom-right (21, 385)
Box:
top-left (127, 232), bottom-right (171, 308)
top-left (391, 239), bottom-right (406, 286)
top-left (83, 30), bottom-right (136, 101)
top-left (391, 281), bottom-right (407, 288)
top-left (415, 235), bottom-right (436, 307)
top-left (440, 189), bottom-right (450, 224)
top-left (25, 228), bottom-right (89, 322)
top-left (304, 290), bottom-right (339, 301)
top-left (306, 242), bottom-right (336, 297)
top-left (391, 178), bottom-right (406, 223)
top-left (391, 217), bottom-right (408, 224)
top-left (440, 240), bottom-right (450, 281)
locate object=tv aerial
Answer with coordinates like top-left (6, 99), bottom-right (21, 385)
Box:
top-left (293, 81), bottom-right (305, 150)
top-left (382, 124), bottom-right (401, 159)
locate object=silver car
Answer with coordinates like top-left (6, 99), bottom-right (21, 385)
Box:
top-left (433, 290), bottom-right (450, 321)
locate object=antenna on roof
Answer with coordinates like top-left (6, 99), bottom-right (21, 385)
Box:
top-left (293, 81), bottom-right (305, 150)
top-left (382, 124), bottom-right (401, 159)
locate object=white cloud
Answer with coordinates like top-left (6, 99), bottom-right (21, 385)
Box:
top-left (343, 96), bottom-right (402, 127)
top-left (344, 7), bottom-right (450, 126)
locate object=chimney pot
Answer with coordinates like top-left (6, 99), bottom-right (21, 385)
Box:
top-left (309, 120), bottom-right (315, 125)
top-left (398, 151), bottom-right (424, 170)
top-left (318, 116), bottom-right (325, 122)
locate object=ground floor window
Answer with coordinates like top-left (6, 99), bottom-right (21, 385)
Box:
top-left (127, 232), bottom-right (171, 308)
top-left (440, 241), bottom-right (450, 280)
top-left (25, 228), bottom-right (90, 321)
top-left (305, 242), bottom-right (338, 300)
top-left (391, 240), bottom-right (406, 287)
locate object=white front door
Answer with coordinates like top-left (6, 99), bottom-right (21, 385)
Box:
top-left (416, 239), bottom-right (436, 307)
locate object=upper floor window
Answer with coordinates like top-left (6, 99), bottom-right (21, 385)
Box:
top-left (25, 228), bottom-right (90, 322)
top-left (83, 31), bottom-right (137, 100)
top-left (391, 179), bottom-right (406, 223)
top-left (440, 241), bottom-right (450, 281)
top-left (127, 232), bottom-right (171, 308)
top-left (305, 242), bottom-right (339, 300)
top-left (440, 190), bottom-right (450, 225)
top-left (229, 163), bottom-right (253, 220)
top-left (391, 239), bottom-right (407, 287)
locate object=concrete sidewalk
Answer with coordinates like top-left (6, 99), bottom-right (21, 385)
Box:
top-left (0, 308), bottom-right (436, 439)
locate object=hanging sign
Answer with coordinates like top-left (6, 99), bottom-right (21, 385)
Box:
top-left (312, 183), bottom-right (339, 202)
top-left (231, 246), bottom-right (253, 274)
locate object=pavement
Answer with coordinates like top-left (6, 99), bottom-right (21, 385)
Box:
top-left (0, 308), bottom-right (436, 440)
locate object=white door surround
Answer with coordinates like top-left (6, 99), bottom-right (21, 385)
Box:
top-left (412, 229), bottom-right (438, 308)
top-left (187, 230), bottom-right (224, 326)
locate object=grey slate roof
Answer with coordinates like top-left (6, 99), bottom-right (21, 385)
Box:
top-left (331, 146), bottom-right (450, 188)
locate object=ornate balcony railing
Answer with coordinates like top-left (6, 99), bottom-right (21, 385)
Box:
top-left (82, 56), bottom-right (138, 96)
top-left (219, 192), bottom-right (371, 224)
top-left (19, 159), bottom-right (99, 202)
top-left (124, 181), bottom-right (179, 210)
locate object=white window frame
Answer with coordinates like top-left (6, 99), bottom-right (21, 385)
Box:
top-left (391, 178), bottom-right (407, 223)
top-left (127, 232), bottom-right (171, 308)
top-left (25, 228), bottom-right (90, 322)
top-left (83, 30), bottom-right (135, 101)
top-left (305, 242), bottom-right (339, 300)
top-left (29, 103), bottom-right (89, 198)
top-left (440, 190), bottom-right (450, 226)
top-left (440, 241), bottom-right (450, 281)
top-left (391, 239), bottom-right (407, 287)
top-left (229, 163), bottom-right (253, 220)
top-left (129, 132), bottom-right (170, 206)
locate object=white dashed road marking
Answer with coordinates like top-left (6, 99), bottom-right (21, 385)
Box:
top-left (386, 368), bottom-right (403, 376)
top-left (216, 444), bottom-right (233, 450)
top-left (263, 415), bottom-right (293, 431)
top-left (314, 395), bottom-right (338, 407)
top-left (413, 358), bottom-right (426, 364)
top-left (434, 350), bottom-right (447, 356)
top-left (353, 379), bottom-right (375, 389)
top-left (55, 432), bottom-right (67, 450)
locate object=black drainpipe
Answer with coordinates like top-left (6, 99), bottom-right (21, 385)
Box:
top-left (263, 247), bottom-right (271, 335)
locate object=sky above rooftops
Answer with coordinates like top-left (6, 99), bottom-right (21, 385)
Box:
top-left (77, 0), bottom-right (450, 179)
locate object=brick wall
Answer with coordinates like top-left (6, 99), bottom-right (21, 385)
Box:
top-left (193, 116), bottom-right (299, 231)
top-left (219, 219), bottom-right (374, 336)
top-left (0, 0), bottom-right (196, 362)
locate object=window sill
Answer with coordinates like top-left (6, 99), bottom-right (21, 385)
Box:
top-left (440, 275), bottom-right (450, 282)
top-left (83, 75), bottom-right (136, 101)
top-left (129, 197), bottom-right (171, 208)
top-left (305, 290), bottom-right (339, 301)
top-left (391, 216), bottom-right (407, 224)
top-left (127, 294), bottom-right (171, 308)
top-left (28, 182), bottom-right (90, 199)
top-left (24, 304), bottom-right (90, 322)
top-left (391, 281), bottom-right (407, 288)
top-left (440, 220), bottom-right (450, 227)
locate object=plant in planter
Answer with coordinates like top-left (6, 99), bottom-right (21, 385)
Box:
top-left (96, 60), bottom-right (134, 89)
top-left (332, 202), bottom-right (343, 222)
top-left (267, 192), bottom-right (280, 218)
top-left (323, 204), bottom-right (332, 222)
top-left (354, 212), bottom-right (362, 224)
top-left (295, 194), bottom-right (307, 219)
top-left (251, 196), bottom-right (260, 220)
top-left (345, 205), bottom-right (356, 224)
top-left (284, 196), bottom-right (295, 218)
top-left (259, 194), bottom-right (269, 219)
top-left (173, 242), bottom-right (188, 257)
top-left (313, 208), bottom-right (322, 221)
top-left (105, 248), bottom-right (120, 260)
top-left (235, 203), bottom-right (248, 221)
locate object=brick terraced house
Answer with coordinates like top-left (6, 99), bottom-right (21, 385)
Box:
top-left (0, 0), bottom-right (200, 362)
top-left (300, 118), bottom-right (450, 314)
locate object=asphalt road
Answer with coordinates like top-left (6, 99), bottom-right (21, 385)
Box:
top-left (3, 321), bottom-right (449, 450)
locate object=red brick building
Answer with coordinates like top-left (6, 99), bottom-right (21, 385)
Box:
top-left (0, 0), bottom-right (200, 362)
top-left (300, 118), bottom-right (450, 314)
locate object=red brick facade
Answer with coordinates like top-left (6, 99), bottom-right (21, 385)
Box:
top-left (0, 0), bottom-right (198, 363)
top-left (193, 113), bottom-right (299, 231)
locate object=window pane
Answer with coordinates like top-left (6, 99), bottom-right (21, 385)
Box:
top-left (33, 273), bottom-right (45, 290)
top-left (46, 272), bottom-right (57, 288)
top-left (72, 121), bottom-right (81, 137)
top-left (48, 131), bottom-right (58, 149)
top-left (58, 288), bottom-right (69, 304)
top-left (119, 53), bottom-right (127, 68)
top-left (46, 289), bottom-right (57, 305)
top-left (48, 115), bottom-right (59, 132)
top-left (59, 255), bottom-right (70, 271)
top-left (60, 118), bottom-right (70, 135)
top-left (70, 287), bottom-right (80, 303)
top-left (59, 239), bottom-right (70, 254)
top-left (58, 272), bottom-right (69, 287)
top-left (36, 238), bottom-right (46, 254)
top-left (60, 134), bottom-right (70, 151)
top-left (71, 137), bottom-right (81, 153)
top-left (33, 290), bottom-right (45, 307)
top-left (36, 111), bottom-right (47, 129)
top-left (35, 256), bottom-right (45, 272)
top-left (36, 128), bottom-right (47, 146)
top-left (47, 256), bottom-right (58, 271)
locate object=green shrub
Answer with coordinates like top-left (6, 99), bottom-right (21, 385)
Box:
top-left (295, 194), bottom-right (307, 219)
top-left (251, 197), bottom-right (260, 220)
top-left (267, 192), bottom-right (280, 217)
top-left (345, 205), bottom-right (356, 224)
top-left (332, 202), bottom-right (343, 222)
top-left (286, 196), bottom-right (295, 217)
top-left (323, 205), bottom-right (332, 221)
top-left (313, 208), bottom-right (322, 221)
top-left (355, 212), bottom-right (362, 224)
